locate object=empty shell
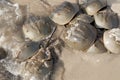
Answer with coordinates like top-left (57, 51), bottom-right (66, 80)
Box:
top-left (69, 14), bottom-right (94, 25)
top-left (16, 42), bottom-right (39, 61)
top-left (63, 21), bottom-right (97, 51)
top-left (85, 0), bottom-right (106, 15)
top-left (94, 9), bottom-right (119, 29)
top-left (103, 28), bottom-right (120, 54)
top-left (49, 1), bottom-right (79, 25)
top-left (22, 15), bottom-right (56, 42)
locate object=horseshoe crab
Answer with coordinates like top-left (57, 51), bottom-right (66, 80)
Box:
top-left (6, 26), bottom-right (63, 80)
top-left (69, 13), bottom-right (94, 24)
top-left (15, 42), bottom-right (40, 61)
top-left (18, 47), bottom-right (54, 80)
top-left (62, 21), bottom-right (97, 51)
top-left (94, 8), bottom-right (119, 29)
top-left (49, 1), bottom-right (79, 25)
top-left (2, 46), bottom-right (54, 80)
top-left (22, 15), bottom-right (56, 42)
top-left (85, 0), bottom-right (106, 15)
top-left (15, 38), bottom-right (63, 80)
top-left (103, 28), bottom-right (120, 54)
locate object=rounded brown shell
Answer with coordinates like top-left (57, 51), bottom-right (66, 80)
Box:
top-left (63, 21), bottom-right (97, 51)
top-left (22, 15), bottom-right (56, 42)
top-left (69, 14), bottom-right (94, 25)
top-left (103, 28), bottom-right (120, 54)
top-left (49, 1), bottom-right (79, 25)
top-left (94, 9), bottom-right (119, 29)
top-left (85, 0), bottom-right (106, 15)
top-left (19, 48), bottom-right (53, 80)
top-left (16, 42), bottom-right (39, 61)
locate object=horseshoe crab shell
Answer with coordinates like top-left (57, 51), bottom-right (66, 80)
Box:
top-left (69, 14), bottom-right (94, 25)
top-left (49, 1), bottom-right (79, 25)
top-left (22, 15), bottom-right (56, 42)
top-left (103, 28), bottom-right (120, 54)
top-left (85, 0), bottom-right (106, 15)
top-left (16, 42), bottom-right (39, 61)
top-left (19, 48), bottom-right (53, 80)
top-left (94, 9), bottom-right (119, 29)
top-left (63, 21), bottom-right (97, 51)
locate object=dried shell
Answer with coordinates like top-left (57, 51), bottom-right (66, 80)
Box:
top-left (49, 1), bottom-right (79, 25)
top-left (16, 42), bottom-right (39, 61)
top-left (63, 21), bottom-right (97, 51)
top-left (103, 28), bottom-right (120, 54)
top-left (22, 15), bottom-right (56, 42)
top-left (85, 0), bottom-right (106, 15)
top-left (19, 48), bottom-right (53, 80)
top-left (69, 14), bottom-right (94, 24)
top-left (94, 9), bottom-right (119, 29)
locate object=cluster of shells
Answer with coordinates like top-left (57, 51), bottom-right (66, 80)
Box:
top-left (0, 0), bottom-right (120, 80)
top-left (49, 0), bottom-right (119, 54)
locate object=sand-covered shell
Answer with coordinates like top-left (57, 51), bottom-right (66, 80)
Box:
top-left (87, 39), bottom-right (107, 53)
top-left (16, 42), bottom-right (39, 61)
top-left (22, 15), bottom-right (56, 42)
top-left (63, 21), bottom-right (97, 51)
top-left (85, 0), bottom-right (106, 15)
top-left (103, 28), bottom-right (120, 54)
top-left (19, 48), bottom-right (53, 80)
top-left (69, 14), bottom-right (94, 25)
top-left (94, 9), bottom-right (119, 29)
top-left (49, 1), bottom-right (79, 25)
